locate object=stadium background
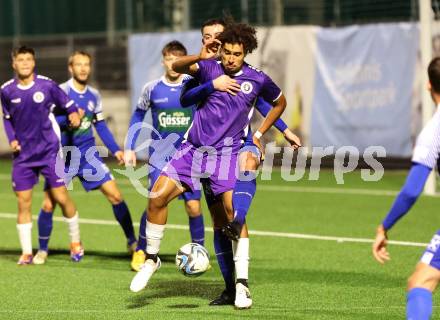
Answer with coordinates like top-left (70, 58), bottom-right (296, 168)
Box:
top-left (0, 0), bottom-right (431, 163)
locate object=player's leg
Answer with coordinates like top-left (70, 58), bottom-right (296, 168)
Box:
top-left (221, 190), bottom-right (252, 309)
top-left (48, 185), bottom-right (83, 262)
top-left (99, 180), bottom-right (137, 250)
top-left (205, 184), bottom-right (236, 306)
top-left (406, 230), bottom-right (440, 319)
top-left (15, 189), bottom-right (34, 265)
top-left (130, 174), bottom-right (185, 292)
top-left (34, 186), bottom-right (57, 264)
top-left (182, 190), bottom-right (204, 245)
top-left (131, 167), bottom-right (161, 271)
top-left (223, 149), bottom-right (260, 241)
top-left (12, 164), bottom-right (40, 264)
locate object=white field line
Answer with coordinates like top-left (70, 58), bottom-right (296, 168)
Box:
top-left (0, 213), bottom-right (427, 248)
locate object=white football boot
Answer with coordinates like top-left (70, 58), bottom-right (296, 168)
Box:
top-left (130, 258), bottom-right (161, 292)
top-left (234, 283), bottom-right (252, 309)
top-left (33, 250), bottom-right (48, 265)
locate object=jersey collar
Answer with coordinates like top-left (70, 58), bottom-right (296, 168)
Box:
top-left (68, 78), bottom-right (88, 94)
top-left (161, 75), bottom-right (184, 87)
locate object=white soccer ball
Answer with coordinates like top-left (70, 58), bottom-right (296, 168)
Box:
top-left (175, 243), bottom-right (210, 277)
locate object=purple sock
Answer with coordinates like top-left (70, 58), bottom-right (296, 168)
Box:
top-left (136, 211), bottom-right (147, 252)
top-left (213, 229), bottom-right (235, 293)
top-left (233, 171), bottom-right (257, 225)
top-left (38, 209), bottom-right (53, 251)
top-left (189, 215), bottom-right (204, 246)
top-left (112, 201), bottom-right (136, 245)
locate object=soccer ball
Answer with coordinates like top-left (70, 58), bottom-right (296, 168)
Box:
top-left (175, 243), bottom-right (210, 277)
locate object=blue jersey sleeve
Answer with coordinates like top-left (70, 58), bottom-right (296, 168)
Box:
top-left (94, 120), bottom-right (120, 155)
top-left (180, 78), bottom-right (215, 108)
top-left (126, 108), bottom-right (147, 150)
top-left (255, 98), bottom-right (288, 133)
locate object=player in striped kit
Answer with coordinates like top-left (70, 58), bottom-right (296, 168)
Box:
top-left (125, 41), bottom-right (205, 272)
top-left (372, 57), bottom-right (440, 320)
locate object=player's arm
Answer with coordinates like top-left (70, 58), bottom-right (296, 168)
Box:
top-left (1, 92), bottom-right (20, 152)
top-left (172, 39), bottom-right (221, 75)
top-left (255, 98), bottom-right (301, 150)
top-left (94, 117), bottom-right (124, 164)
top-left (50, 83), bottom-right (81, 128)
top-left (180, 75), bottom-right (241, 107)
top-left (253, 93), bottom-right (286, 153)
top-left (124, 108), bottom-right (147, 167)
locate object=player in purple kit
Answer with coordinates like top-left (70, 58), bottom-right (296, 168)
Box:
top-left (32, 51), bottom-right (137, 265)
top-left (130, 23), bottom-right (286, 309)
top-left (0, 46), bottom-right (83, 264)
top-left (178, 17), bottom-right (301, 307)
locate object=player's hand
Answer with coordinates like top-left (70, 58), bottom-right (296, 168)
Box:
top-left (213, 75), bottom-right (241, 96)
top-left (283, 129), bottom-right (302, 150)
top-left (372, 225), bottom-right (390, 264)
top-left (68, 112), bottom-right (81, 128)
top-left (78, 108), bottom-right (85, 119)
top-left (115, 151), bottom-right (125, 166)
top-left (124, 150), bottom-right (137, 167)
top-left (199, 39), bottom-right (221, 60)
top-left (10, 140), bottom-right (21, 153)
top-left (252, 135), bottom-right (265, 161)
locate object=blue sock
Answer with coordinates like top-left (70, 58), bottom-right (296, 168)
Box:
top-left (382, 163), bottom-right (431, 230)
top-left (213, 229), bottom-right (235, 293)
top-left (38, 209), bottom-right (53, 251)
top-left (232, 171), bottom-right (257, 225)
top-left (112, 201), bottom-right (136, 245)
top-left (136, 211), bottom-right (147, 252)
top-left (407, 287), bottom-right (432, 320)
top-left (189, 215), bottom-right (205, 246)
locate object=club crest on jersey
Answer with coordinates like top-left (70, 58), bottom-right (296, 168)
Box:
top-left (87, 100), bottom-right (95, 111)
top-left (241, 81), bottom-right (253, 94)
top-left (33, 91), bottom-right (45, 103)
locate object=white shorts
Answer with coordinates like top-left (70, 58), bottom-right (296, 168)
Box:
top-left (412, 107), bottom-right (440, 168)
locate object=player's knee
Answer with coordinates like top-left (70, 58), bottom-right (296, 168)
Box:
top-left (107, 191), bottom-right (123, 205)
top-left (185, 201), bottom-right (201, 217)
top-left (42, 199), bottom-right (55, 212)
top-left (407, 266), bottom-right (440, 291)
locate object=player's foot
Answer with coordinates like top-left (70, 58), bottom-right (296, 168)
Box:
top-left (127, 241), bottom-right (137, 255)
top-left (221, 220), bottom-right (242, 241)
top-left (17, 254), bottom-right (33, 265)
top-left (209, 289), bottom-right (235, 306)
top-left (33, 250), bottom-right (48, 265)
top-left (130, 258), bottom-right (161, 293)
top-left (70, 242), bottom-right (84, 262)
top-left (131, 249), bottom-right (146, 272)
top-left (234, 283), bottom-right (252, 309)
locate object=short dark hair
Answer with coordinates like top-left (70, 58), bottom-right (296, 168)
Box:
top-left (429, 57), bottom-right (440, 93)
top-left (68, 50), bottom-right (92, 66)
top-left (201, 18), bottom-right (226, 34)
top-left (162, 40), bottom-right (187, 56)
top-left (217, 23), bottom-right (258, 55)
top-left (11, 46), bottom-right (35, 59)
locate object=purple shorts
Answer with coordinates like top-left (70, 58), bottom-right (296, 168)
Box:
top-left (162, 141), bottom-right (238, 196)
top-left (420, 230), bottom-right (440, 270)
top-left (12, 156), bottom-right (65, 192)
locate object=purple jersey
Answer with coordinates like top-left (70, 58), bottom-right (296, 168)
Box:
top-left (1, 75), bottom-right (77, 166)
top-left (187, 59), bottom-right (282, 152)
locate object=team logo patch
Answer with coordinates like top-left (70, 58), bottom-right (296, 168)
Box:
top-left (241, 81), bottom-right (253, 94)
top-left (87, 100), bottom-right (95, 111)
top-left (33, 91), bottom-right (45, 103)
